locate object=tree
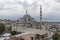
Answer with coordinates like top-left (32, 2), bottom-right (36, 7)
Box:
top-left (52, 32), bottom-right (60, 40)
top-left (11, 31), bottom-right (22, 35)
top-left (11, 31), bottom-right (17, 35)
top-left (0, 23), bottom-right (5, 34)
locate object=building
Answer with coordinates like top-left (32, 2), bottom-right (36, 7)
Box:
top-left (10, 29), bottom-right (49, 40)
top-left (12, 12), bottom-right (41, 31)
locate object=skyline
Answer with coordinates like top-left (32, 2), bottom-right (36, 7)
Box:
top-left (0, 0), bottom-right (60, 22)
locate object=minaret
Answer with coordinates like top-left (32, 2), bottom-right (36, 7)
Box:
top-left (40, 5), bottom-right (42, 30)
top-left (25, 9), bottom-right (27, 27)
top-left (26, 9), bottom-right (28, 15)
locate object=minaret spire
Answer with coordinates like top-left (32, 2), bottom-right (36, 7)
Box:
top-left (26, 9), bottom-right (28, 15)
top-left (40, 5), bottom-right (42, 30)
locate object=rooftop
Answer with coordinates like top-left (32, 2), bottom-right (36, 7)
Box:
top-left (14, 28), bottom-right (48, 37)
top-left (26, 29), bottom-right (48, 35)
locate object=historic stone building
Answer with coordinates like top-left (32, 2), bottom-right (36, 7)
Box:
top-left (12, 10), bottom-right (42, 31)
top-left (12, 6), bottom-right (44, 31)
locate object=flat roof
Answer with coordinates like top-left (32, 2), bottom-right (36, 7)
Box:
top-left (15, 28), bottom-right (48, 37)
top-left (15, 32), bottom-right (30, 37)
top-left (2, 33), bottom-right (11, 37)
top-left (16, 27), bottom-right (48, 35)
top-left (0, 37), bottom-right (10, 40)
top-left (25, 29), bottom-right (48, 35)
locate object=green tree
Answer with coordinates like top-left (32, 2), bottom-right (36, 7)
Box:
top-left (11, 31), bottom-right (17, 35)
top-left (0, 23), bottom-right (5, 34)
top-left (11, 31), bottom-right (22, 35)
top-left (52, 32), bottom-right (60, 40)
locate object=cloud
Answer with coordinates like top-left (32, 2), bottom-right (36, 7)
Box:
top-left (0, 0), bottom-right (60, 21)
top-left (54, 0), bottom-right (60, 2)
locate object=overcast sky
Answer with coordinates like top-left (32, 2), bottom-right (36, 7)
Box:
top-left (0, 0), bottom-right (60, 22)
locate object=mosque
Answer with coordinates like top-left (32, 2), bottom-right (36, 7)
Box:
top-left (12, 6), bottom-right (44, 32)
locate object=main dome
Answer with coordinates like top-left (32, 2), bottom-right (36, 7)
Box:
top-left (23, 14), bottom-right (31, 18)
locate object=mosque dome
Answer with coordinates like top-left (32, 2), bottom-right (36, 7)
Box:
top-left (23, 14), bottom-right (31, 18)
top-left (23, 10), bottom-right (31, 18)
